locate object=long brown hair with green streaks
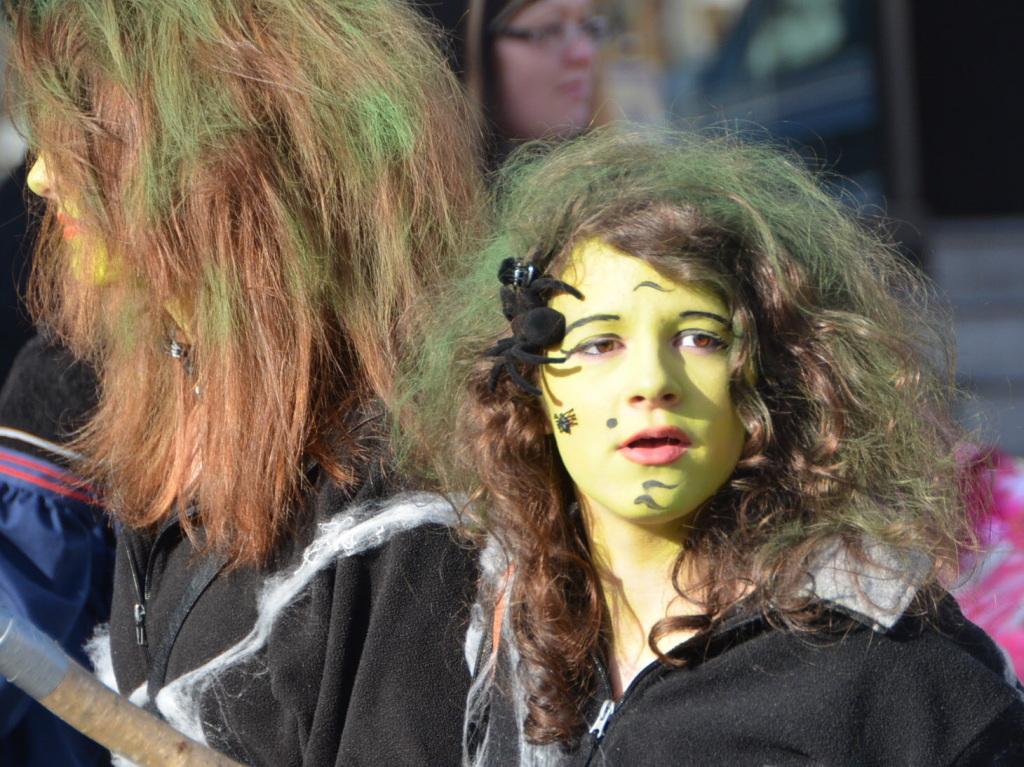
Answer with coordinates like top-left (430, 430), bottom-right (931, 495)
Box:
top-left (9, 0), bottom-right (483, 565)
top-left (403, 127), bottom-right (973, 743)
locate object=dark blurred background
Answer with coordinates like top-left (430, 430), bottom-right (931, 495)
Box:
top-left (0, 31), bottom-right (38, 391)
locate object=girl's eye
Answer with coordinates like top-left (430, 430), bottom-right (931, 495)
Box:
top-left (678, 331), bottom-right (727, 353)
top-left (567, 337), bottom-right (621, 357)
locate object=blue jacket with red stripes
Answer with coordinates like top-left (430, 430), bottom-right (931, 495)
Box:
top-left (0, 336), bottom-right (114, 767)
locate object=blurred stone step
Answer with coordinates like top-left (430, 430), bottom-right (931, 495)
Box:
top-left (929, 217), bottom-right (1024, 306)
top-left (925, 216), bottom-right (1024, 454)
top-left (959, 383), bottom-right (1024, 456)
top-left (953, 310), bottom-right (1024, 383)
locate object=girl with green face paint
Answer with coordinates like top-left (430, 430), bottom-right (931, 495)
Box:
top-left (404, 127), bottom-right (1024, 765)
top-left (540, 239), bottom-right (746, 539)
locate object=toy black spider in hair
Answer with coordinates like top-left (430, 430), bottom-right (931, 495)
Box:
top-left (485, 256), bottom-right (582, 395)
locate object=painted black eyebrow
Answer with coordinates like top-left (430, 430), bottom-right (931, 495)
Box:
top-left (680, 310), bottom-right (729, 326)
top-left (563, 314), bottom-right (620, 335)
top-left (633, 281), bottom-right (672, 292)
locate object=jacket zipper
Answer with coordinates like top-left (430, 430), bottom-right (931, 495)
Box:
top-left (588, 653), bottom-right (614, 737)
top-left (588, 699), bottom-right (615, 738)
top-left (590, 660), bottom-right (663, 733)
top-left (581, 655), bottom-right (676, 766)
top-left (122, 516), bottom-right (182, 647)
top-left (121, 536), bottom-right (148, 646)
top-left (580, 613), bottom-right (769, 764)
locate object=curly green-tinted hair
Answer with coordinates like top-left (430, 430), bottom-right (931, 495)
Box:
top-left (8, 0), bottom-right (483, 565)
top-left (401, 126), bottom-right (970, 742)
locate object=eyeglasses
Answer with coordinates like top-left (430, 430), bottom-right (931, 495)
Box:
top-left (496, 15), bottom-right (610, 54)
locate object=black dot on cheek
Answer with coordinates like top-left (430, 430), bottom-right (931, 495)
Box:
top-left (606, 418), bottom-right (617, 429)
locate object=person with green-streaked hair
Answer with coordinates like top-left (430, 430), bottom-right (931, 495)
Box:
top-left (8, 0), bottom-right (484, 764)
top-left (401, 127), bottom-right (1024, 765)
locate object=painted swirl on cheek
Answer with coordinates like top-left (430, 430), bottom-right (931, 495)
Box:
top-left (633, 494), bottom-right (668, 510)
top-left (642, 480), bottom-right (678, 490)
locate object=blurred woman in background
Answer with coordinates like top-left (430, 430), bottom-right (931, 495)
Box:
top-left (419, 0), bottom-right (606, 165)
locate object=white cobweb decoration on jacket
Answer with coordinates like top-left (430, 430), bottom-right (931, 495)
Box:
top-left (88, 492), bottom-right (459, 763)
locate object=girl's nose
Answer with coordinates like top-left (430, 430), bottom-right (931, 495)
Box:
top-left (627, 347), bottom-right (681, 409)
top-left (27, 156), bottom-right (54, 199)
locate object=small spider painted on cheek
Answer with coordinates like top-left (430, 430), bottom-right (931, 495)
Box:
top-left (554, 409), bottom-right (578, 434)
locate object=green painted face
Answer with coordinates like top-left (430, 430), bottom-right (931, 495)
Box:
top-left (27, 155), bottom-right (121, 285)
top-left (541, 240), bottom-right (746, 536)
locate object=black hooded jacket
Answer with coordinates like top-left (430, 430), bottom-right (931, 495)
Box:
top-left (107, 460), bottom-right (476, 767)
top-left (466, 541), bottom-right (1024, 767)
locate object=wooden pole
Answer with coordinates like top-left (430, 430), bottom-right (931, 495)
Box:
top-left (0, 607), bottom-right (246, 767)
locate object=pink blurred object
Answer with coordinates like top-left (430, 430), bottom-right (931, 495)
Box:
top-left (957, 449), bottom-right (1024, 678)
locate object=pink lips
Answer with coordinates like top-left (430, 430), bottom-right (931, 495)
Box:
top-left (560, 78), bottom-right (591, 101)
top-left (618, 426), bottom-right (690, 466)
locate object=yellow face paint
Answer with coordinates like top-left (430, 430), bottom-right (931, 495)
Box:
top-left (542, 240), bottom-right (746, 537)
top-left (27, 155), bottom-right (121, 286)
